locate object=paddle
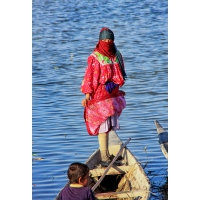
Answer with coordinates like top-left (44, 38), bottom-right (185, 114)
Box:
top-left (91, 137), bottom-right (131, 192)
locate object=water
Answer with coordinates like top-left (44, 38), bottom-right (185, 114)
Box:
top-left (32, 0), bottom-right (168, 199)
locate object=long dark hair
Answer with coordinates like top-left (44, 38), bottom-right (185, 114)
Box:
top-left (67, 162), bottom-right (89, 184)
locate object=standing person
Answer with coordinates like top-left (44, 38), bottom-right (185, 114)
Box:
top-left (81, 27), bottom-right (127, 165)
top-left (56, 162), bottom-right (95, 200)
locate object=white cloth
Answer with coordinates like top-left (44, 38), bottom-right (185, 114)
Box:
top-left (99, 113), bottom-right (120, 133)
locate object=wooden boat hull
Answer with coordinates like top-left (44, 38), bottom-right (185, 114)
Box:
top-left (86, 130), bottom-right (151, 200)
top-left (154, 120), bottom-right (168, 160)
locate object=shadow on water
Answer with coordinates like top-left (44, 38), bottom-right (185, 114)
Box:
top-left (142, 159), bottom-right (168, 200)
top-left (150, 174), bottom-right (168, 200)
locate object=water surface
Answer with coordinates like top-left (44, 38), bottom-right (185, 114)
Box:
top-left (32, 0), bottom-right (168, 199)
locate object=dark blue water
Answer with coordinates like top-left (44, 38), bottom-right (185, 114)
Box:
top-left (32, 0), bottom-right (168, 199)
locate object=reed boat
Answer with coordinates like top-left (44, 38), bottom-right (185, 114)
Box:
top-left (154, 120), bottom-right (168, 160)
top-left (87, 130), bottom-right (151, 200)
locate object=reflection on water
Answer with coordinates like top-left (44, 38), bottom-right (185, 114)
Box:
top-left (32, 0), bottom-right (168, 199)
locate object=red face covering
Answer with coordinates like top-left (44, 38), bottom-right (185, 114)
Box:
top-left (95, 40), bottom-right (116, 59)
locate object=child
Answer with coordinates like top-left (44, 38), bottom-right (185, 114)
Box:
top-left (56, 162), bottom-right (95, 200)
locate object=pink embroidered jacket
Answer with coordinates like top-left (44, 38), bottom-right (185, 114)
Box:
top-left (81, 50), bottom-right (126, 135)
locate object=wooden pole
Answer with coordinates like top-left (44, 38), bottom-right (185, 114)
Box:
top-left (92, 138), bottom-right (131, 192)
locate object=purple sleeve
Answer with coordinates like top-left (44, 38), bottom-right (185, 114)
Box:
top-left (88, 188), bottom-right (95, 200)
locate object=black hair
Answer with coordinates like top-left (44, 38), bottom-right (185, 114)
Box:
top-left (67, 162), bottom-right (89, 184)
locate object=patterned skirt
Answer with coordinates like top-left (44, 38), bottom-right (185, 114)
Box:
top-left (84, 94), bottom-right (126, 136)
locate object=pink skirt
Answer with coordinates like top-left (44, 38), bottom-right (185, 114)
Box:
top-left (84, 95), bottom-right (126, 136)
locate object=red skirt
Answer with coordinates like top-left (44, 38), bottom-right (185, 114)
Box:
top-left (84, 91), bottom-right (126, 136)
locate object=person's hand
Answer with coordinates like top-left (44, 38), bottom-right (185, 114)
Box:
top-left (82, 99), bottom-right (88, 107)
top-left (82, 93), bottom-right (90, 107)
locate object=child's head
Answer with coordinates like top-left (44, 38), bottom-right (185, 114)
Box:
top-left (68, 162), bottom-right (90, 186)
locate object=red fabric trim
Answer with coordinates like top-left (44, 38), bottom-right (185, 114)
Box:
top-left (94, 40), bottom-right (116, 59)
